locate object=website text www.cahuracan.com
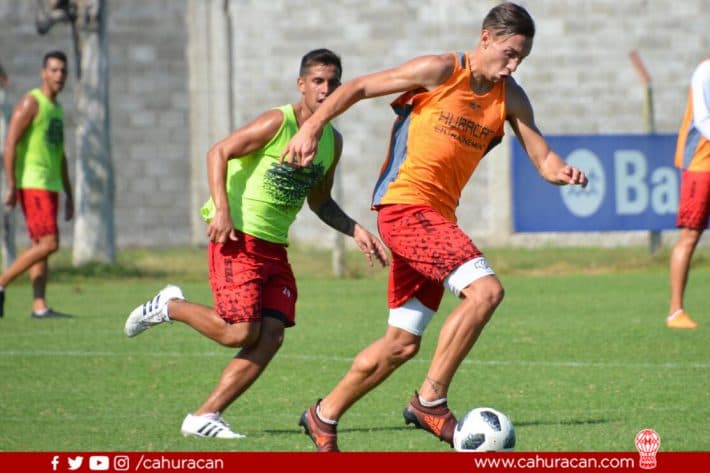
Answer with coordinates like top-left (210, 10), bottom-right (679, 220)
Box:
top-left (472, 455), bottom-right (635, 470)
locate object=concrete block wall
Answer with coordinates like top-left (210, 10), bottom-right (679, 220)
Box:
top-left (223, 0), bottom-right (708, 248)
top-left (0, 0), bottom-right (190, 248)
top-left (1, 1), bottom-right (708, 250)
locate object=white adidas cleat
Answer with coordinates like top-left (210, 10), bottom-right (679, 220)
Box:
top-left (124, 285), bottom-right (184, 337)
top-left (181, 413), bottom-right (245, 439)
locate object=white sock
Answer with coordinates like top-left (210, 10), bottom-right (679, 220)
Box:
top-left (34, 308), bottom-right (49, 316)
top-left (419, 395), bottom-right (447, 407)
top-left (667, 308), bottom-right (683, 320)
top-left (316, 404), bottom-right (337, 425)
top-left (0, 286), bottom-right (4, 292)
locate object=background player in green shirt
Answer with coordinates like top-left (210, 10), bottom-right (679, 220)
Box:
top-left (1, 50), bottom-right (73, 319)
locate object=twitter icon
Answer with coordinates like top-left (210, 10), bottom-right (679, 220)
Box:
top-left (68, 456), bottom-right (84, 470)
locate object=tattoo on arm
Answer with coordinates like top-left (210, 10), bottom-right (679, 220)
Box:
top-left (315, 198), bottom-right (356, 236)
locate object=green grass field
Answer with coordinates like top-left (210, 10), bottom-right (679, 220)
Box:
top-left (0, 245), bottom-right (708, 452)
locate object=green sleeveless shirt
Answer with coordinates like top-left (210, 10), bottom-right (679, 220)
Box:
top-left (14, 88), bottom-right (65, 191)
top-left (201, 105), bottom-right (336, 245)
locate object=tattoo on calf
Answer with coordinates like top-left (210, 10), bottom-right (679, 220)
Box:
top-left (426, 376), bottom-right (449, 398)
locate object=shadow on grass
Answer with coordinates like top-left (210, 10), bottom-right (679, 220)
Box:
top-left (265, 417), bottom-right (610, 437)
top-left (51, 261), bottom-right (169, 281)
top-left (514, 418), bottom-right (610, 427)
top-left (265, 425), bottom-right (428, 436)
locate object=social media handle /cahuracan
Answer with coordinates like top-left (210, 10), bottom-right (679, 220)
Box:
top-left (135, 454), bottom-right (225, 470)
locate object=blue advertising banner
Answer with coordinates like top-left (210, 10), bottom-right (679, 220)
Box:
top-left (511, 134), bottom-right (680, 232)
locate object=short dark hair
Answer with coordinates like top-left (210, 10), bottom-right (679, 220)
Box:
top-left (43, 50), bottom-right (67, 68)
top-left (482, 2), bottom-right (535, 39)
top-left (299, 48), bottom-right (342, 79)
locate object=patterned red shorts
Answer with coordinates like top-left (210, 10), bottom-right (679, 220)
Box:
top-left (677, 169), bottom-right (710, 230)
top-left (208, 231), bottom-right (297, 326)
top-left (376, 204), bottom-right (482, 311)
top-left (17, 188), bottom-right (59, 241)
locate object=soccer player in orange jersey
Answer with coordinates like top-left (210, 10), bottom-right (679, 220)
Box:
top-left (282, 2), bottom-right (588, 451)
top-left (667, 59), bottom-right (710, 330)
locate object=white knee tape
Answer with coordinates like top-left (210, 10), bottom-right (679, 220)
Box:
top-left (388, 297), bottom-right (435, 336)
top-left (444, 256), bottom-right (496, 297)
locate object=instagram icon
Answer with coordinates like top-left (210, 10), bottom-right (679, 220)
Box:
top-left (114, 455), bottom-right (130, 471)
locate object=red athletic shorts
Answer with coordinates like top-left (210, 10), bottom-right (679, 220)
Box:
top-left (677, 169), bottom-right (710, 230)
top-left (17, 189), bottom-right (59, 241)
top-left (208, 230), bottom-right (297, 326)
top-left (376, 204), bottom-right (482, 311)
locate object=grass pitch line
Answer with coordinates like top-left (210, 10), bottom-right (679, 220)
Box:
top-left (0, 350), bottom-right (708, 370)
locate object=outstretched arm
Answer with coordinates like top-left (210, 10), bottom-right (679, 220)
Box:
top-left (308, 195), bottom-right (389, 268)
top-left (506, 79), bottom-right (588, 187)
top-left (281, 53), bottom-right (456, 167)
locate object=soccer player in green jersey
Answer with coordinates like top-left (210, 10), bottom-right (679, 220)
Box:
top-left (124, 49), bottom-right (388, 438)
top-left (1, 51), bottom-right (73, 319)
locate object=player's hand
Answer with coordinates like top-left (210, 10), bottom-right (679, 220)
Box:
top-left (557, 165), bottom-right (588, 188)
top-left (280, 126), bottom-right (320, 168)
top-left (353, 224), bottom-right (389, 268)
top-left (207, 209), bottom-right (238, 243)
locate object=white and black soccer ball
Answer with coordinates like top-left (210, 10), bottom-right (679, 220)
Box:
top-left (453, 407), bottom-right (516, 452)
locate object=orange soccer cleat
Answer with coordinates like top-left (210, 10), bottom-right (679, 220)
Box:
top-left (403, 391), bottom-right (457, 447)
top-left (299, 402), bottom-right (339, 452)
top-left (666, 309), bottom-right (698, 329)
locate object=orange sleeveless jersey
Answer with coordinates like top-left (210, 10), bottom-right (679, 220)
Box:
top-left (372, 52), bottom-right (506, 223)
top-left (674, 60), bottom-right (710, 171)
